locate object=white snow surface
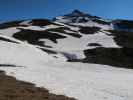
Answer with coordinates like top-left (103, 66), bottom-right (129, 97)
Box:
top-left (42, 31), bottom-right (120, 51)
top-left (0, 27), bottom-right (20, 37)
top-left (0, 41), bottom-right (54, 66)
top-left (18, 24), bottom-right (62, 31)
top-left (0, 40), bottom-right (133, 100)
top-left (19, 20), bottom-right (31, 26)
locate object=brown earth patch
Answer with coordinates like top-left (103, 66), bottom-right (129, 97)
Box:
top-left (0, 70), bottom-right (76, 100)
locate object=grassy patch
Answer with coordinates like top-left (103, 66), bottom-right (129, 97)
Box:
top-left (114, 20), bottom-right (133, 29)
top-left (88, 43), bottom-right (102, 47)
top-left (30, 19), bottom-right (55, 26)
top-left (92, 19), bottom-right (111, 25)
top-left (79, 26), bottom-right (101, 34)
top-left (47, 27), bottom-right (82, 38)
top-left (0, 21), bottom-right (23, 29)
top-left (13, 29), bottom-right (66, 45)
top-left (107, 30), bottom-right (133, 48)
top-left (83, 47), bottom-right (133, 69)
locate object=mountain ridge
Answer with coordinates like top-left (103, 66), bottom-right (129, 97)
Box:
top-left (0, 10), bottom-right (133, 68)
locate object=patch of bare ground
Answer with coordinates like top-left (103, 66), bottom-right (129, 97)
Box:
top-left (0, 70), bottom-right (76, 100)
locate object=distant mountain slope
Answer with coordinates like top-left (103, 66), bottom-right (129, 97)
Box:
top-left (0, 10), bottom-right (133, 68)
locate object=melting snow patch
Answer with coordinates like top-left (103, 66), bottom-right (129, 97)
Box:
top-left (1, 62), bottom-right (133, 100)
top-left (0, 27), bottom-right (20, 37)
top-left (19, 20), bottom-right (32, 26)
top-left (18, 24), bottom-right (62, 31)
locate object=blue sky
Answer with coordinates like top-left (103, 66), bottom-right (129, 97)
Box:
top-left (0, 0), bottom-right (133, 22)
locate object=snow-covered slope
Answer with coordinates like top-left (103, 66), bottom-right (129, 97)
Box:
top-left (0, 10), bottom-right (133, 100)
top-left (0, 35), bottom-right (55, 66)
top-left (0, 10), bottom-right (133, 68)
top-left (1, 52), bottom-right (133, 100)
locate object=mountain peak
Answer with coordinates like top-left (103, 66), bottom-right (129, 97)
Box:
top-left (71, 9), bottom-right (84, 15)
top-left (53, 9), bottom-right (100, 23)
top-left (66, 9), bottom-right (91, 17)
